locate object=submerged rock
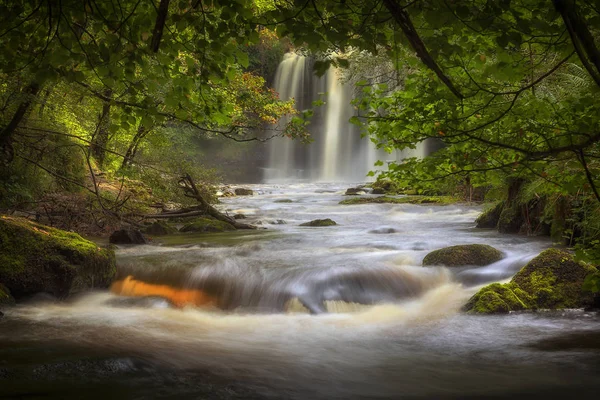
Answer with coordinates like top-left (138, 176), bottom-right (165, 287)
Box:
top-left (0, 216), bottom-right (116, 299)
top-left (234, 188), bottom-right (254, 196)
top-left (233, 213), bottom-right (247, 219)
top-left (463, 249), bottom-right (598, 314)
top-left (143, 221), bottom-right (177, 236)
top-left (180, 218), bottom-right (236, 233)
top-left (274, 199), bottom-right (293, 203)
top-left (300, 218), bottom-right (337, 227)
top-left (476, 201), bottom-right (504, 229)
top-left (109, 229), bottom-right (148, 244)
top-left (423, 244), bottom-right (503, 267)
top-left (369, 227), bottom-right (397, 234)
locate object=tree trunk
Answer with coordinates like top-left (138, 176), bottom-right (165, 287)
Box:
top-left (121, 123), bottom-right (150, 169)
top-left (0, 82), bottom-right (41, 163)
top-left (179, 174), bottom-right (256, 229)
top-left (90, 89), bottom-right (112, 167)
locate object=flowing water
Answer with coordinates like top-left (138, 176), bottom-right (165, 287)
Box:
top-left (1, 184), bottom-right (600, 399)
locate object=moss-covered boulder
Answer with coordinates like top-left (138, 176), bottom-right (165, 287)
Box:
top-left (345, 188), bottom-right (367, 195)
top-left (179, 218), bottom-right (236, 233)
top-left (109, 229), bottom-right (148, 244)
top-left (234, 188), bottom-right (254, 196)
top-left (423, 244), bottom-right (503, 267)
top-left (497, 206), bottom-right (523, 234)
top-left (299, 218), bottom-right (337, 227)
top-left (476, 202), bottom-right (504, 229)
top-left (0, 216), bottom-right (116, 299)
top-left (0, 283), bottom-right (15, 307)
top-left (143, 221), bottom-right (177, 236)
top-left (463, 249), bottom-right (598, 314)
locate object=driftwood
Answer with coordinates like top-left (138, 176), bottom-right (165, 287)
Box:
top-left (138, 174), bottom-right (255, 229)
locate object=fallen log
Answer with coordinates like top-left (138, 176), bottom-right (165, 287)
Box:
top-left (176, 174), bottom-right (256, 230)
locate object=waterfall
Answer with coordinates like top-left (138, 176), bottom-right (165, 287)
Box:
top-left (264, 53), bottom-right (426, 183)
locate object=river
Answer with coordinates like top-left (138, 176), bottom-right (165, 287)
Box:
top-left (1, 183), bottom-right (599, 399)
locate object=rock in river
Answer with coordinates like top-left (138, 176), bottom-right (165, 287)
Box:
top-left (180, 217), bottom-right (236, 233)
top-left (300, 218), bottom-right (337, 227)
top-left (463, 248), bottom-right (598, 314)
top-left (109, 229), bottom-right (148, 244)
top-left (423, 244), bottom-right (503, 267)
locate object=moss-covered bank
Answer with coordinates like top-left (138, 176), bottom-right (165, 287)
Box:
top-left (339, 196), bottom-right (458, 205)
top-left (0, 216), bottom-right (116, 299)
top-left (464, 249), bottom-right (598, 314)
top-left (423, 244), bottom-right (503, 267)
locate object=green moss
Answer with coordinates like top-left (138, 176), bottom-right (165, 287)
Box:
top-left (339, 196), bottom-right (458, 205)
top-left (299, 218), bottom-right (337, 227)
top-left (423, 244), bottom-right (503, 267)
top-left (180, 217), bottom-right (236, 233)
top-left (143, 221), bottom-right (177, 236)
top-left (0, 216), bottom-right (115, 298)
top-left (0, 283), bottom-right (15, 306)
top-left (475, 201), bottom-right (504, 229)
top-left (464, 248), bottom-right (598, 314)
top-left (497, 206), bottom-right (522, 233)
top-left (464, 283), bottom-right (528, 314)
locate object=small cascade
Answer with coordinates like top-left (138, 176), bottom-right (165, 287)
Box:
top-left (264, 53), bottom-right (427, 183)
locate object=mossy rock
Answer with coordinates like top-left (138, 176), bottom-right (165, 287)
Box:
top-left (463, 283), bottom-right (528, 314)
top-left (0, 283), bottom-right (15, 307)
top-left (339, 196), bottom-right (458, 205)
top-left (299, 218), bottom-right (337, 227)
top-left (475, 201), bottom-right (504, 229)
top-left (423, 244), bottom-right (503, 267)
top-left (497, 206), bottom-right (523, 234)
top-left (234, 188), bottom-right (254, 196)
top-left (345, 188), bottom-right (367, 195)
top-left (179, 218), bottom-right (236, 233)
top-left (143, 221), bottom-right (177, 236)
top-left (0, 216), bottom-right (116, 299)
top-left (463, 249), bottom-right (598, 314)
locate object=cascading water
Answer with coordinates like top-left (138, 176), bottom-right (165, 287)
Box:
top-left (264, 53), bottom-right (426, 183)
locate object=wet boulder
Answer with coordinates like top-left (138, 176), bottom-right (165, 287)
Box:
top-left (143, 221), bottom-right (177, 236)
top-left (0, 216), bottom-right (116, 299)
top-left (463, 249), bottom-right (598, 314)
top-left (180, 217), bottom-right (236, 233)
top-left (475, 202), bottom-right (504, 229)
top-left (109, 229), bottom-right (148, 244)
top-left (423, 244), bottom-right (503, 267)
top-left (369, 227), bottom-right (397, 234)
top-left (234, 188), bottom-right (254, 196)
top-left (345, 188), bottom-right (367, 195)
top-left (233, 213), bottom-right (247, 219)
top-left (300, 218), bottom-right (337, 227)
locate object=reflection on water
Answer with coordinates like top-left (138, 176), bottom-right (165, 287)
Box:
top-left (1, 183), bottom-right (599, 399)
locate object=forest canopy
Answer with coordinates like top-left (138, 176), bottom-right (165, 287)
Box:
top-left (1, 0), bottom-right (599, 266)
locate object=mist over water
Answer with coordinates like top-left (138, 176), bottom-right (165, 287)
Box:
top-left (1, 184), bottom-right (600, 399)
